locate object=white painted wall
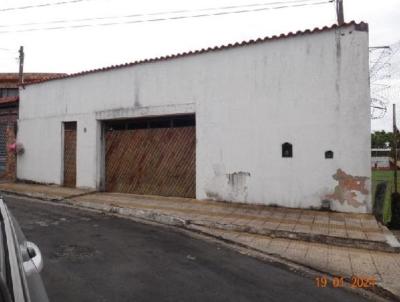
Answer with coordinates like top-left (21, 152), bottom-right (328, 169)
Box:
top-left (18, 24), bottom-right (371, 213)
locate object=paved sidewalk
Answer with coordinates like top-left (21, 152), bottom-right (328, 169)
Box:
top-left (0, 182), bottom-right (399, 252)
top-left (0, 182), bottom-right (94, 200)
top-left (70, 192), bottom-right (400, 252)
top-left (1, 182), bottom-right (400, 299)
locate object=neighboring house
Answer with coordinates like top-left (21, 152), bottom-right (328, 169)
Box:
top-left (371, 148), bottom-right (391, 169)
top-left (0, 73), bottom-right (65, 180)
top-left (17, 21), bottom-right (371, 213)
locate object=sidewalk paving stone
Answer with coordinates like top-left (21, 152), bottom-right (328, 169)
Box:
top-left (347, 230), bottom-right (367, 240)
top-left (244, 234), bottom-right (272, 251)
top-left (328, 224), bottom-right (348, 238)
top-left (229, 209), bottom-right (255, 226)
top-left (284, 240), bottom-right (308, 260)
top-left (260, 220), bottom-right (280, 231)
top-left (293, 222), bottom-right (312, 234)
top-left (276, 220), bottom-right (296, 232)
top-left (266, 238), bottom-right (290, 255)
top-left (349, 252), bottom-right (378, 276)
top-left (326, 246), bottom-right (353, 277)
top-left (305, 243), bottom-right (329, 271)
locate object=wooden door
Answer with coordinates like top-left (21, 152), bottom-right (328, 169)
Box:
top-left (63, 122), bottom-right (77, 187)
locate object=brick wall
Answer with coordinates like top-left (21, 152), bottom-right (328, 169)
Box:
top-left (0, 106), bottom-right (17, 181)
top-left (3, 124), bottom-right (16, 180)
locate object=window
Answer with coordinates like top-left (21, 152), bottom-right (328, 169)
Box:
top-left (64, 121), bottom-right (77, 130)
top-left (325, 150), bottom-right (334, 159)
top-left (105, 114), bottom-right (195, 131)
top-left (282, 142), bottom-right (293, 158)
top-left (0, 88), bottom-right (18, 98)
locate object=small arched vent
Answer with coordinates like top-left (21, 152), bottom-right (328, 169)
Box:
top-left (282, 142), bottom-right (293, 158)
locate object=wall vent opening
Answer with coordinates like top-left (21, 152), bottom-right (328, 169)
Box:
top-left (282, 142), bottom-right (293, 158)
top-left (325, 150), bottom-right (334, 159)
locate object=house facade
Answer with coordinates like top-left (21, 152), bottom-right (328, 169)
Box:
top-left (0, 73), bottom-right (64, 180)
top-left (17, 22), bottom-right (371, 213)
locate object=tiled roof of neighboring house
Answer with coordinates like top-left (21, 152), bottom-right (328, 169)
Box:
top-left (24, 21), bottom-right (368, 86)
top-left (0, 96), bottom-right (19, 105)
top-left (0, 73), bottom-right (66, 88)
top-left (0, 73), bottom-right (65, 105)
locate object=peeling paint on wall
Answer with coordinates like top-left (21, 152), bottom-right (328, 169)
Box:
top-left (205, 166), bottom-right (251, 202)
top-left (227, 171), bottom-right (250, 186)
top-left (205, 164), bottom-right (228, 201)
top-left (335, 28), bottom-right (342, 110)
top-left (325, 169), bottom-right (369, 208)
top-left (205, 190), bottom-right (222, 200)
top-left (134, 94), bottom-right (141, 108)
top-left (226, 171), bottom-right (251, 201)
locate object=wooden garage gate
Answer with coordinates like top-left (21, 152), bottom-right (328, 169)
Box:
top-left (104, 115), bottom-right (196, 198)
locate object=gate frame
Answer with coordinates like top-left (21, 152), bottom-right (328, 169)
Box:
top-left (98, 120), bottom-right (106, 192)
top-left (60, 122), bottom-right (65, 185)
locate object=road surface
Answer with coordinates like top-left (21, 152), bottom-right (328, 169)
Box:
top-left (5, 195), bottom-right (368, 302)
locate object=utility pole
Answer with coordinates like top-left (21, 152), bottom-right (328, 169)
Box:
top-left (391, 103), bottom-right (400, 229)
top-left (394, 104), bottom-right (398, 193)
top-left (336, 0), bottom-right (344, 26)
top-left (18, 46), bottom-right (24, 87)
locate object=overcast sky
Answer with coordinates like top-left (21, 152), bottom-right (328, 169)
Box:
top-left (0, 0), bottom-right (399, 130)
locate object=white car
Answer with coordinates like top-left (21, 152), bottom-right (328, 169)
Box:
top-left (0, 198), bottom-right (49, 302)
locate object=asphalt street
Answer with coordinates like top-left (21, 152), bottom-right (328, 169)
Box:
top-left (5, 195), bottom-right (369, 302)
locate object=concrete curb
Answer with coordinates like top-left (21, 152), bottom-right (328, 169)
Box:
top-left (189, 220), bottom-right (400, 253)
top-left (77, 201), bottom-right (399, 253)
top-left (69, 201), bottom-right (400, 253)
top-left (0, 190), bottom-right (65, 202)
top-left (74, 200), bottom-right (400, 254)
top-left (2, 190), bottom-right (399, 301)
top-left (0, 189), bottom-right (96, 202)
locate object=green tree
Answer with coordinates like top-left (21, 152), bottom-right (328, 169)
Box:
top-left (371, 131), bottom-right (393, 148)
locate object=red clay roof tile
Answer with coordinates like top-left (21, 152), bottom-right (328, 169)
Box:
top-left (0, 96), bottom-right (19, 105)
